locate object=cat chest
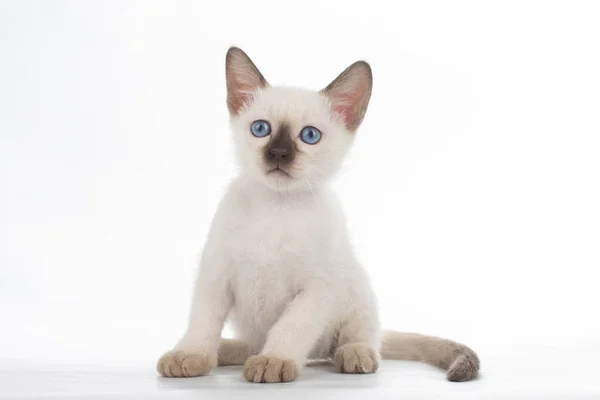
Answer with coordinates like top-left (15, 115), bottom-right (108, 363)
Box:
top-left (224, 210), bottom-right (316, 266)
top-left (225, 215), bottom-right (308, 327)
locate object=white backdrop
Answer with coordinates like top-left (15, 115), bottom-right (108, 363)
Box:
top-left (1, 1), bottom-right (599, 371)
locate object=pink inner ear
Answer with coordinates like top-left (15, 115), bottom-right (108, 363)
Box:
top-left (226, 48), bottom-right (268, 115)
top-left (229, 80), bottom-right (257, 114)
top-left (329, 85), bottom-right (368, 130)
top-left (322, 61), bottom-right (372, 130)
top-left (331, 95), bottom-right (358, 128)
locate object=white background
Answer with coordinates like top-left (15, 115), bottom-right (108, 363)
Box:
top-left (1, 0), bottom-right (599, 380)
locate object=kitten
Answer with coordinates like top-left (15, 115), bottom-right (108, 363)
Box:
top-left (156, 47), bottom-right (480, 383)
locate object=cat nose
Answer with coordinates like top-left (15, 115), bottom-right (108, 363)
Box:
top-left (268, 147), bottom-right (291, 161)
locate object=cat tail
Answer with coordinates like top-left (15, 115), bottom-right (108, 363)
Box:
top-left (379, 330), bottom-right (480, 382)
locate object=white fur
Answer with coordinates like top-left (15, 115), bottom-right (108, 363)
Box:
top-left (175, 86), bottom-right (379, 367)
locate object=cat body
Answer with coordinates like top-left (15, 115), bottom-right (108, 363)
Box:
top-left (208, 176), bottom-right (378, 361)
top-left (157, 47), bottom-right (479, 383)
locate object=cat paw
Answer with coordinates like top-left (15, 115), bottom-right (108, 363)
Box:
top-left (243, 355), bottom-right (298, 383)
top-left (334, 342), bottom-right (379, 374)
top-left (157, 350), bottom-right (217, 377)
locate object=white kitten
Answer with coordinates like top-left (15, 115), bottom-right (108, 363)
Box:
top-left (157, 47), bottom-right (479, 383)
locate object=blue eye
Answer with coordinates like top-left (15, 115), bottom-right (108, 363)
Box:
top-left (251, 120), bottom-right (271, 138)
top-left (300, 126), bottom-right (322, 145)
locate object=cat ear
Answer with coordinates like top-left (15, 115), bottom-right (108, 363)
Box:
top-left (226, 47), bottom-right (269, 115)
top-left (321, 61), bottom-right (372, 131)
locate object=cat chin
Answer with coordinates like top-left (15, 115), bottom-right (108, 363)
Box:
top-left (263, 175), bottom-right (301, 192)
top-left (253, 170), bottom-right (314, 193)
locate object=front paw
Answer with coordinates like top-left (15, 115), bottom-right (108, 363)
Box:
top-left (334, 342), bottom-right (379, 374)
top-left (157, 350), bottom-right (217, 377)
top-left (243, 355), bottom-right (298, 383)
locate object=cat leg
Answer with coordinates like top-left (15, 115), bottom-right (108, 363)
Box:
top-left (157, 257), bottom-right (233, 378)
top-left (218, 338), bottom-right (256, 366)
top-left (243, 286), bottom-right (333, 383)
top-left (332, 309), bottom-right (380, 374)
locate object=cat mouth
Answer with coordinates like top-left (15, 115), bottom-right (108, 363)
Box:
top-left (267, 166), bottom-right (292, 178)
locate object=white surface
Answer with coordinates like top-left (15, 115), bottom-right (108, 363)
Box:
top-left (2, 346), bottom-right (600, 400)
top-left (2, 1), bottom-right (600, 399)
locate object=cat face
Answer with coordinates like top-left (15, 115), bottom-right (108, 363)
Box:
top-left (225, 47), bottom-right (372, 192)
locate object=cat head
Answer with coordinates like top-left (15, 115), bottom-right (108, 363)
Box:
top-left (225, 47), bottom-right (372, 192)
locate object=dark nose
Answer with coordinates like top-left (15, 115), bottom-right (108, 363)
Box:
top-left (268, 147), bottom-right (290, 161)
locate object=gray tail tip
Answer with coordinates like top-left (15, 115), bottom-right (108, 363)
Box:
top-left (446, 353), bottom-right (480, 382)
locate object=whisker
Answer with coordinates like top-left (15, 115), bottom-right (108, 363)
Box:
top-left (303, 174), bottom-right (316, 196)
